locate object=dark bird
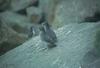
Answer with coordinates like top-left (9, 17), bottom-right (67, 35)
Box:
top-left (39, 21), bottom-right (57, 48)
top-left (28, 26), bottom-right (39, 38)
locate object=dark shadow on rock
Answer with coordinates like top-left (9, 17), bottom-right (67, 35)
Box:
top-left (94, 30), bottom-right (100, 52)
top-left (80, 30), bottom-right (100, 68)
top-left (11, 24), bottom-right (28, 34)
top-left (16, 8), bottom-right (27, 16)
top-left (80, 11), bottom-right (100, 23)
top-left (0, 42), bottom-right (21, 56)
top-left (0, 0), bottom-right (11, 12)
top-left (80, 48), bottom-right (100, 68)
top-left (0, 22), bottom-right (28, 56)
top-left (32, 0), bottom-right (39, 7)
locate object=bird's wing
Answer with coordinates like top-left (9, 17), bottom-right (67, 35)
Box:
top-left (48, 29), bottom-right (57, 42)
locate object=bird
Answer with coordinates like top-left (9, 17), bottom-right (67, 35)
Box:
top-left (28, 25), bottom-right (39, 38)
top-left (39, 21), bottom-right (57, 48)
top-left (28, 11), bottom-right (47, 38)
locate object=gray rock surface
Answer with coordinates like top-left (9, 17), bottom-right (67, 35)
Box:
top-left (39, 0), bottom-right (60, 24)
top-left (0, 23), bottom-right (100, 68)
top-left (1, 11), bottom-right (30, 26)
top-left (84, 58), bottom-right (100, 68)
top-left (0, 22), bottom-right (28, 56)
top-left (38, 0), bottom-right (100, 28)
top-left (53, 0), bottom-right (100, 28)
top-left (26, 6), bottom-right (42, 23)
top-left (0, 0), bottom-right (11, 11)
top-left (1, 11), bottom-right (33, 34)
top-left (10, 0), bottom-right (37, 11)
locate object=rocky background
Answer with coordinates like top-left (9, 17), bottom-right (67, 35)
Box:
top-left (0, 0), bottom-right (100, 68)
top-left (0, 23), bottom-right (100, 68)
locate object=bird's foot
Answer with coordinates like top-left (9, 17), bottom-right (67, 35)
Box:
top-left (47, 44), bottom-right (57, 49)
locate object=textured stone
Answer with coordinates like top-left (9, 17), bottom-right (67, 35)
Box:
top-left (10, 0), bottom-right (37, 11)
top-left (1, 11), bottom-right (33, 34)
top-left (0, 0), bottom-right (11, 12)
top-left (0, 22), bottom-right (28, 56)
top-left (0, 23), bottom-right (100, 68)
top-left (53, 0), bottom-right (100, 28)
top-left (26, 6), bottom-right (42, 24)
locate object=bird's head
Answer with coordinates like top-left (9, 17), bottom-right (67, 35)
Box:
top-left (39, 25), bottom-right (45, 32)
top-left (42, 21), bottom-right (50, 28)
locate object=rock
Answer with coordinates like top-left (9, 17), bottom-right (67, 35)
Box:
top-left (39, 0), bottom-right (60, 24)
top-left (0, 10), bottom-right (42, 40)
top-left (0, 0), bottom-right (11, 12)
top-left (79, 11), bottom-right (100, 23)
top-left (0, 22), bottom-right (28, 56)
top-left (81, 48), bottom-right (100, 68)
top-left (53, 0), bottom-right (100, 28)
top-left (83, 58), bottom-right (100, 68)
top-left (0, 23), bottom-right (100, 68)
top-left (26, 6), bottom-right (42, 24)
top-left (1, 11), bottom-right (33, 34)
top-left (16, 8), bottom-right (27, 16)
top-left (32, 0), bottom-right (39, 7)
top-left (10, 0), bottom-right (37, 11)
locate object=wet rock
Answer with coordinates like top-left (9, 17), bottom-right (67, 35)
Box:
top-left (81, 11), bottom-right (100, 23)
top-left (32, 0), bottom-right (39, 7)
top-left (0, 22), bottom-right (28, 56)
top-left (80, 48), bottom-right (100, 68)
top-left (16, 8), bottom-right (27, 16)
top-left (39, 0), bottom-right (60, 24)
top-left (85, 58), bottom-right (100, 68)
top-left (53, 0), bottom-right (100, 28)
top-left (0, 23), bottom-right (100, 68)
top-left (10, 0), bottom-right (37, 11)
top-left (0, 0), bottom-right (11, 12)
top-left (1, 11), bottom-right (33, 34)
top-left (26, 6), bottom-right (42, 24)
